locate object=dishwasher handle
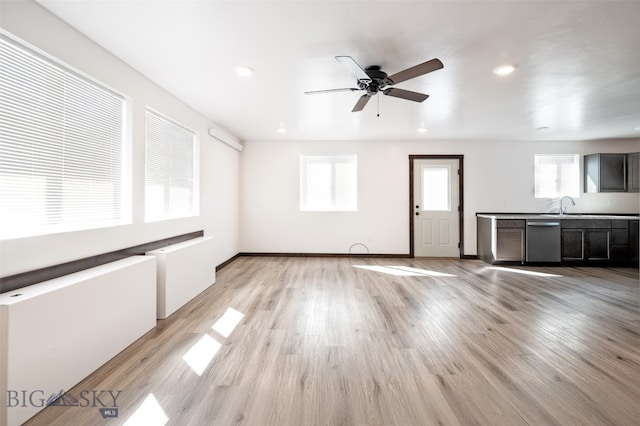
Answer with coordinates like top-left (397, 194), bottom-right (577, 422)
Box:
top-left (526, 222), bottom-right (560, 226)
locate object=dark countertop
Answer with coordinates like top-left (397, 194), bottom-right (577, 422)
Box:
top-left (476, 213), bottom-right (640, 220)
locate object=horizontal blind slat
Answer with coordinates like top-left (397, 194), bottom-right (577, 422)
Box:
top-left (0, 34), bottom-right (129, 239)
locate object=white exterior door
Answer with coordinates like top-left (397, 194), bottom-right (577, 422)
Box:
top-left (413, 158), bottom-right (460, 257)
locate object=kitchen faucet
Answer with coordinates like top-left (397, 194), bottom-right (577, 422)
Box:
top-left (559, 196), bottom-right (575, 215)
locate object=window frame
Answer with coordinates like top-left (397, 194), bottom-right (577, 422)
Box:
top-left (299, 154), bottom-right (358, 212)
top-left (534, 153), bottom-right (580, 199)
top-left (0, 30), bottom-right (131, 240)
top-left (144, 107), bottom-right (200, 222)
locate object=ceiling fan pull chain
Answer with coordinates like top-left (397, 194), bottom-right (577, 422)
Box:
top-left (377, 95), bottom-right (380, 117)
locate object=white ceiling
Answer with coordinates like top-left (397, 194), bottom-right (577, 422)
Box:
top-left (38, 0), bottom-right (640, 142)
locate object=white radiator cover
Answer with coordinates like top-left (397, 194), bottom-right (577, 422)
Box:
top-left (146, 236), bottom-right (216, 319)
top-left (0, 256), bottom-right (157, 426)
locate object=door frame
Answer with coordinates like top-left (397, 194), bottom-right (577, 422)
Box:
top-left (409, 155), bottom-right (465, 258)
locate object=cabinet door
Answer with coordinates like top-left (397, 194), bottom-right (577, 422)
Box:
top-left (584, 153), bottom-right (628, 192)
top-left (600, 154), bottom-right (627, 191)
top-left (628, 152), bottom-right (639, 192)
top-left (562, 229), bottom-right (584, 260)
top-left (586, 229), bottom-right (610, 260)
top-left (610, 226), bottom-right (630, 262)
top-left (496, 228), bottom-right (524, 261)
top-left (630, 220), bottom-right (639, 263)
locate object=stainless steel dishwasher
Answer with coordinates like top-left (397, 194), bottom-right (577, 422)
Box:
top-left (525, 220), bottom-right (561, 262)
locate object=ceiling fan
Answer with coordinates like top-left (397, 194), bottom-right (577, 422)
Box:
top-left (305, 56), bottom-right (444, 112)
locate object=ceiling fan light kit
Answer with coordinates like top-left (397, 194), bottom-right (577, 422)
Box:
top-left (305, 56), bottom-right (443, 112)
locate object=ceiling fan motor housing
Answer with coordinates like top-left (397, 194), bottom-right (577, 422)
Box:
top-left (362, 65), bottom-right (391, 95)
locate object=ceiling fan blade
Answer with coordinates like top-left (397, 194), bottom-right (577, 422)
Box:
top-left (304, 88), bottom-right (360, 95)
top-left (387, 58), bottom-right (443, 85)
top-left (383, 88), bottom-right (429, 102)
top-left (352, 94), bottom-right (371, 112)
top-left (336, 56), bottom-right (372, 83)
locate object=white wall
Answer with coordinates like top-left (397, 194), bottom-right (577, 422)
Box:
top-left (0, 0), bottom-right (240, 277)
top-left (240, 138), bottom-right (640, 256)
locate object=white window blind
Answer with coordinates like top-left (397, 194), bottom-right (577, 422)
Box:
top-left (534, 154), bottom-right (580, 198)
top-left (145, 109), bottom-right (198, 222)
top-left (300, 154), bottom-right (357, 211)
top-left (0, 33), bottom-right (129, 239)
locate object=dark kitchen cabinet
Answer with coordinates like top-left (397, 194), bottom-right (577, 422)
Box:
top-left (495, 220), bottom-right (525, 262)
top-left (586, 229), bottom-right (611, 260)
top-left (584, 153), bottom-right (628, 192)
top-left (610, 220), bottom-right (630, 262)
top-left (561, 219), bottom-right (611, 262)
top-left (628, 152), bottom-right (640, 192)
top-left (631, 220), bottom-right (639, 263)
top-left (479, 215), bottom-right (638, 266)
top-left (561, 229), bottom-right (584, 260)
top-left (476, 217), bottom-right (524, 264)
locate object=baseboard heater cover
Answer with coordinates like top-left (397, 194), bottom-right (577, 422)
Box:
top-left (0, 256), bottom-right (157, 426)
top-left (146, 236), bottom-right (216, 319)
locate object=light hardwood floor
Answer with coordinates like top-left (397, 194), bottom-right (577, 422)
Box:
top-left (24, 257), bottom-right (640, 425)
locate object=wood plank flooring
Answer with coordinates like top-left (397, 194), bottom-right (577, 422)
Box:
top-left (24, 257), bottom-right (640, 425)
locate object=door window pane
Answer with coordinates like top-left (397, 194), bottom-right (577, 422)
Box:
top-left (422, 165), bottom-right (450, 211)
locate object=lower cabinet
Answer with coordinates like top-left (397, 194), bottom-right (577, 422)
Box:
top-left (495, 220), bottom-right (525, 261)
top-left (496, 228), bottom-right (525, 261)
top-left (561, 229), bottom-right (584, 260)
top-left (478, 216), bottom-right (638, 266)
top-left (586, 229), bottom-right (611, 260)
top-left (476, 217), bottom-right (524, 264)
top-left (610, 220), bottom-right (630, 262)
top-left (630, 220), bottom-right (639, 263)
top-left (561, 219), bottom-right (633, 263)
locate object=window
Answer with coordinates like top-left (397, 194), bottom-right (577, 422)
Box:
top-left (0, 32), bottom-right (129, 239)
top-left (300, 155), bottom-right (357, 211)
top-left (422, 165), bottom-right (451, 211)
top-left (145, 109), bottom-right (198, 222)
top-left (534, 154), bottom-right (580, 198)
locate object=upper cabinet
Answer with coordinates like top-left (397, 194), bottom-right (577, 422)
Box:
top-left (628, 152), bottom-right (640, 192)
top-left (584, 153), bottom-right (639, 193)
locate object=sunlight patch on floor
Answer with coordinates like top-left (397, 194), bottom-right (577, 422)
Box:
top-left (123, 393), bottom-right (168, 426)
top-left (212, 307), bottom-right (245, 338)
top-left (487, 266), bottom-right (563, 277)
top-left (182, 334), bottom-right (221, 376)
top-left (353, 265), bottom-right (456, 277)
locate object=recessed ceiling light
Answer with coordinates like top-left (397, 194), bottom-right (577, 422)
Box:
top-left (635, 126), bottom-right (640, 131)
top-left (235, 65), bottom-right (254, 77)
top-left (277, 127), bottom-right (287, 133)
top-left (493, 64), bottom-right (517, 76)
top-left (417, 127), bottom-right (428, 133)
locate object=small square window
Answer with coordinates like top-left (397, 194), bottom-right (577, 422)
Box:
top-left (300, 155), bottom-right (357, 211)
top-left (534, 154), bottom-right (580, 198)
